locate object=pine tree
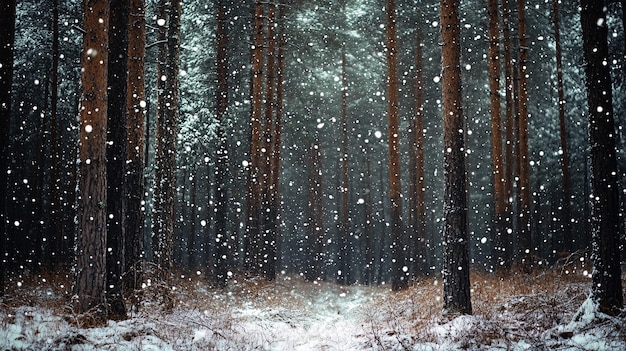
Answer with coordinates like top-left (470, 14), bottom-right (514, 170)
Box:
top-left (153, 0), bottom-right (182, 272)
top-left (409, 19), bottom-right (426, 278)
top-left (124, 0), bottom-right (147, 292)
top-left (487, 0), bottom-right (507, 271)
top-left (580, 0), bottom-right (624, 316)
top-left (245, 0), bottom-right (264, 275)
top-left (440, 0), bottom-right (471, 314)
top-left (106, 0), bottom-right (129, 319)
top-left (553, 0), bottom-right (572, 252)
top-left (517, 0), bottom-right (532, 269)
top-left (501, 0), bottom-right (515, 269)
top-left (73, 0), bottom-right (109, 319)
top-left (0, 0), bottom-right (17, 294)
top-left (385, 0), bottom-right (407, 291)
top-left (214, 0), bottom-right (230, 287)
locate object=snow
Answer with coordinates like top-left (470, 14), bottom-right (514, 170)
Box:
top-left (1, 272), bottom-right (625, 350)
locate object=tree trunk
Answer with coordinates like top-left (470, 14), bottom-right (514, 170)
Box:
top-left (0, 0), bottom-right (17, 293)
top-left (153, 0), bottom-right (181, 273)
top-left (386, 0), bottom-right (407, 291)
top-left (106, 0), bottom-right (129, 320)
top-left (363, 149), bottom-right (374, 285)
top-left (501, 0), bottom-right (514, 270)
top-left (244, 0), bottom-right (264, 275)
top-left (338, 49), bottom-right (351, 285)
top-left (553, 0), bottom-right (572, 253)
top-left (124, 0), bottom-right (146, 292)
top-left (581, 0), bottom-right (624, 316)
top-left (305, 141), bottom-right (324, 281)
top-left (440, 0), bottom-right (472, 314)
top-left (409, 20), bottom-right (426, 278)
top-left (188, 170), bottom-right (197, 269)
top-left (261, 2), bottom-right (277, 281)
top-left (517, 0), bottom-right (532, 269)
top-left (214, 0), bottom-right (230, 287)
top-left (270, 0), bottom-right (286, 279)
top-left (74, 0), bottom-right (109, 319)
top-left (487, 0), bottom-right (507, 272)
top-left (152, 0), bottom-right (169, 269)
top-left (49, 0), bottom-right (62, 267)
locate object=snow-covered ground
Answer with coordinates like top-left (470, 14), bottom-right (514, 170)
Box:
top-left (1, 270), bottom-right (624, 350)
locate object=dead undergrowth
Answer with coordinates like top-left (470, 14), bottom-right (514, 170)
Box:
top-left (1, 264), bottom-right (625, 350)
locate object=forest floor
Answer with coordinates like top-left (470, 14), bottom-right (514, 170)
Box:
top-left (1, 262), bottom-right (625, 350)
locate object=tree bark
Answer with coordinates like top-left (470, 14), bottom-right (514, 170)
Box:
top-left (487, 0), bottom-right (507, 271)
top-left (517, 0), bottom-right (532, 269)
top-left (124, 0), bottom-right (146, 292)
top-left (152, 0), bottom-right (169, 269)
top-left (305, 141), bottom-right (324, 282)
top-left (553, 0), bottom-right (572, 253)
top-left (153, 0), bottom-right (181, 273)
top-left (106, 0), bottom-right (129, 320)
top-left (338, 50), bottom-right (351, 285)
top-left (48, 0), bottom-right (63, 267)
top-left (261, 1), bottom-right (278, 281)
top-left (74, 0), bottom-right (109, 319)
top-left (0, 0), bottom-right (17, 293)
top-left (245, 0), bottom-right (264, 275)
top-left (501, 0), bottom-right (514, 270)
top-left (386, 0), bottom-right (407, 291)
top-left (269, 0), bottom-right (286, 280)
top-left (214, 0), bottom-right (230, 287)
top-left (363, 148), bottom-right (374, 285)
top-left (409, 20), bottom-right (426, 278)
top-left (580, 0), bottom-right (624, 316)
top-left (440, 0), bottom-right (472, 314)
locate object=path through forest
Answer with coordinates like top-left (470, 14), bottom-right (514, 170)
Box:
top-left (223, 281), bottom-right (382, 350)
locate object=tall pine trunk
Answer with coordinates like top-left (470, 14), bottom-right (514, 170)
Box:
top-left (338, 49), bottom-right (351, 285)
top-left (517, 0), bottom-right (532, 269)
top-left (501, 0), bottom-right (514, 270)
top-left (0, 0), bottom-right (17, 293)
top-left (261, 2), bottom-right (277, 280)
top-left (74, 0), bottom-right (109, 319)
top-left (487, 0), bottom-right (507, 271)
top-left (581, 0), bottom-right (624, 316)
top-left (124, 0), bottom-right (147, 292)
top-left (49, 0), bottom-right (62, 267)
top-left (153, 0), bottom-right (181, 272)
top-left (409, 20), bottom-right (426, 278)
top-left (385, 0), bottom-right (407, 291)
top-left (269, 0), bottom-right (286, 278)
top-left (440, 0), bottom-right (471, 314)
top-left (152, 0), bottom-right (169, 269)
top-left (106, 0), bottom-right (129, 320)
top-left (553, 0), bottom-right (572, 253)
top-left (305, 141), bottom-right (324, 281)
top-left (245, 1), bottom-right (264, 275)
top-left (214, 0), bottom-right (230, 286)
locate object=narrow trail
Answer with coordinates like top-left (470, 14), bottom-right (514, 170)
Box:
top-left (232, 282), bottom-right (386, 350)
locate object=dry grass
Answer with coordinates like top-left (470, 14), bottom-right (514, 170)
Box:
top-left (360, 263), bottom-right (624, 350)
top-left (1, 264), bottom-right (624, 350)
